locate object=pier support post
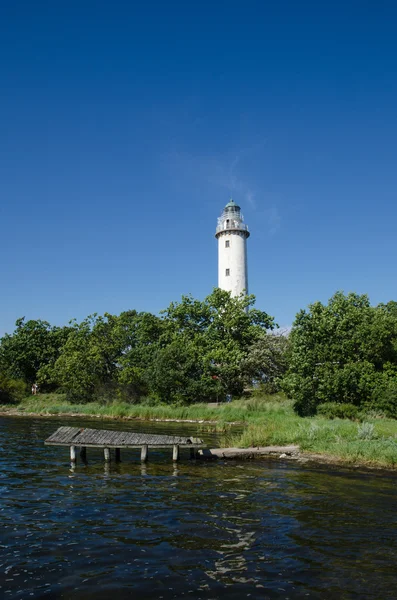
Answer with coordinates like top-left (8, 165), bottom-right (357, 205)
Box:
top-left (104, 448), bottom-right (110, 462)
top-left (173, 445), bottom-right (179, 462)
top-left (115, 448), bottom-right (121, 462)
top-left (80, 447), bottom-right (87, 462)
top-left (70, 446), bottom-right (76, 463)
top-left (141, 445), bottom-right (148, 462)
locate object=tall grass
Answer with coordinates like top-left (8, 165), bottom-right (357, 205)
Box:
top-left (232, 411), bottom-right (397, 467)
top-left (2, 393), bottom-right (290, 423)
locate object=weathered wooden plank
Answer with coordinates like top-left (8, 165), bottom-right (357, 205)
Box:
top-left (56, 427), bottom-right (81, 444)
top-left (60, 427), bottom-right (72, 439)
top-left (79, 429), bottom-right (93, 443)
top-left (85, 430), bottom-right (100, 444)
top-left (60, 428), bottom-right (72, 443)
top-left (45, 442), bottom-right (204, 448)
top-left (46, 426), bottom-right (73, 444)
top-left (98, 432), bottom-right (108, 444)
top-left (89, 433), bottom-right (101, 444)
top-left (46, 427), bottom-right (79, 444)
top-left (44, 427), bottom-right (204, 448)
top-left (104, 431), bottom-right (119, 444)
top-left (48, 427), bottom-right (63, 443)
top-left (94, 430), bottom-right (108, 445)
top-left (197, 446), bottom-right (300, 459)
top-left (108, 431), bottom-right (122, 445)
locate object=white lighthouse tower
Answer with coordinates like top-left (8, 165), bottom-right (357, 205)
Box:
top-left (215, 199), bottom-right (250, 296)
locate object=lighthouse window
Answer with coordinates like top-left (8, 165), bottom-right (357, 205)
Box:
top-left (225, 269), bottom-right (230, 276)
top-left (225, 240), bottom-right (230, 248)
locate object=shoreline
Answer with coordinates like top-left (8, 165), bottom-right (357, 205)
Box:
top-left (1, 406), bottom-right (397, 472)
top-left (0, 408), bottom-right (241, 425)
top-left (198, 445), bottom-right (397, 474)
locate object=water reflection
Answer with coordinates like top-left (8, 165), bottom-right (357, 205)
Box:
top-left (0, 415), bottom-right (397, 600)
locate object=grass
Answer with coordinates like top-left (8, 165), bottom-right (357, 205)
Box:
top-left (0, 392), bottom-right (289, 423)
top-left (229, 404), bottom-right (397, 468)
top-left (1, 393), bottom-right (397, 468)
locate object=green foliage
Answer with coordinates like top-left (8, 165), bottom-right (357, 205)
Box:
top-left (317, 402), bottom-right (359, 420)
top-left (0, 290), bottom-right (281, 405)
top-left (151, 288), bottom-right (278, 402)
top-left (283, 292), bottom-right (397, 416)
top-left (357, 422), bottom-right (376, 440)
top-left (0, 318), bottom-right (72, 388)
top-left (0, 375), bottom-right (28, 403)
top-left (52, 311), bottom-right (151, 403)
top-left (366, 372), bottom-right (397, 418)
top-left (145, 340), bottom-right (203, 404)
top-left (242, 334), bottom-right (289, 392)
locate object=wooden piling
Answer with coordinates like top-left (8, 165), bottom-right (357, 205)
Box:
top-left (80, 447), bottom-right (87, 461)
top-left (115, 448), bottom-right (121, 462)
top-left (70, 445), bottom-right (76, 463)
top-left (104, 447), bottom-right (110, 462)
top-left (172, 444), bottom-right (179, 462)
top-left (141, 444), bottom-right (148, 462)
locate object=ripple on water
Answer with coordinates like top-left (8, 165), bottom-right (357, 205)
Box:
top-left (0, 415), bottom-right (397, 599)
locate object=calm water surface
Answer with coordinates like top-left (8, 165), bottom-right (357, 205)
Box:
top-left (0, 416), bottom-right (396, 599)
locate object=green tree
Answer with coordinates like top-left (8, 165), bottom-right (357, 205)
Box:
top-left (53, 310), bottom-right (163, 402)
top-left (145, 338), bottom-right (212, 404)
top-left (116, 311), bottom-right (166, 398)
top-left (241, 333), bottom-right (289, 392)
top-left (283, 292), bottom-right (397, 415)
top-left (146, 288), bottom-right (276, 402)
top-left (0, 318), bottom-right (71, 389)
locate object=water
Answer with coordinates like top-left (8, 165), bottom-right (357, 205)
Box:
top-left (1, 416), bottom-right (396, 599)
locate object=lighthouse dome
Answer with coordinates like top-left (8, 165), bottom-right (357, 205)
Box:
top-left (224, 199), bottom-right (241, 212)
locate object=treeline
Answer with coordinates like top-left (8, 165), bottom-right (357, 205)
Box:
top-left (0, 289), bottom-right (287, 405)
top-left (1, 289), bottom-right (397, 419)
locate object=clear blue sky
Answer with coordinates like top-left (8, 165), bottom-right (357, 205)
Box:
top-left (1, 0), bottom-right (396, 336)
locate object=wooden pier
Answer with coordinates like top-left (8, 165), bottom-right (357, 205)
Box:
top-left (45, 426), bottom-right (204, 463)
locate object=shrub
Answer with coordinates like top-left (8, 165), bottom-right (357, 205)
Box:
top-left (95, 382), bottom-right (143, 405)
top-left (357, 422), bottom-right (376, 440)
top-left (0, 375), bottom-right (28, 403)
top-left (359, 409), bottom-right (387, 420)
top-left (317, 402), bottom-right (359, 420)
top-left (369, 379), bottom-right (397, 419)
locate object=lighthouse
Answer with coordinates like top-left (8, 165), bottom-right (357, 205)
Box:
top-left (215, 199), bottom-right (250, 296)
